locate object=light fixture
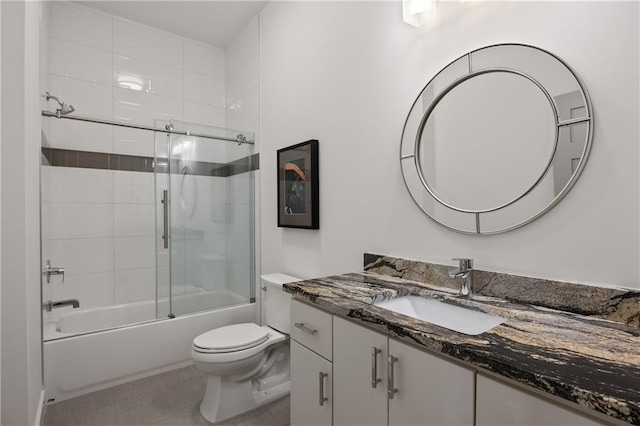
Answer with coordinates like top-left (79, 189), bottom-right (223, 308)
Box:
top-left (402, 0), bottom-right (436, 27)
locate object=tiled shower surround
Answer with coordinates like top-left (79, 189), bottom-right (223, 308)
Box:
top-left (41, 150), bottom-right (257, 309)
top-left (41, 2), bottom-right (261, 316)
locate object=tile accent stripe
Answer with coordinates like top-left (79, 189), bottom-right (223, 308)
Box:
top-left (42, 148), bottom-right (259, 177)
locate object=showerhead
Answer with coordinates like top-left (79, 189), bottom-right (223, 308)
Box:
top-left (59, 103), bottom-right (75, 115)
top-left (45, 92), bottom-right (75, 117)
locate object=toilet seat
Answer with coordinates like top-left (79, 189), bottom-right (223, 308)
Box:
top-left (193, 323), bottom-right (270, 354)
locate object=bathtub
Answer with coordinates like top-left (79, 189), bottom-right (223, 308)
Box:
top-left (44, 290), bottom-right (256, 402)
top-left (44, 289), bottom-right (249, 340)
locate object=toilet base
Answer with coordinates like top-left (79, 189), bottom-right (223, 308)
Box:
top-left (200, 374), bottom-right (290, 423)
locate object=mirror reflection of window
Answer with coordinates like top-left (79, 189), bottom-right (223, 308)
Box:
top-left (553, 91), bottom-right (588, 196)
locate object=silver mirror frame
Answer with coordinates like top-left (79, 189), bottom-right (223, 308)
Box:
top-left (400, 43), bottom-right (593, 235)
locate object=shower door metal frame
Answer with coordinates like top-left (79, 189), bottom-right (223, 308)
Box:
top-left (41, 111), bottom-right (255, 145)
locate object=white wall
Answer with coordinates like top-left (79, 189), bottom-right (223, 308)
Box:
top-left (259, 1), bottom-right (640, 289)
top-left (1, 0), bottom-right (43, 424)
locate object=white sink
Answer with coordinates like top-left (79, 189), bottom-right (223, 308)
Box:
top-left (374, 296), bottom-right (505, 336)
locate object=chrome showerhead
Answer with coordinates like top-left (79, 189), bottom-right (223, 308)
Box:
top-left (45, 92), bottom-right (75, 117)
top-left (59, 103), bottom-right (75, 115)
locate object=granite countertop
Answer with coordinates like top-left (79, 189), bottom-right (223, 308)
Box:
top-left (283, 270), bottom-right (640, 425)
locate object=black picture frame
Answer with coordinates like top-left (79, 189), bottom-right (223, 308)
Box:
top-left (277, 139), bottom-right (319, 229)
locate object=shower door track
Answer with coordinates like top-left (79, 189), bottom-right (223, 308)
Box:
top-left (41, 110), bottom-right (254, 144)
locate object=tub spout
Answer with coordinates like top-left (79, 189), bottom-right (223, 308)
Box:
top-left (43, 299), bottom-right (80, 312)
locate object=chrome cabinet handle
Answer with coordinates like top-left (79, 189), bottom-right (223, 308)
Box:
top-left (161, 189), bottom-right (169, 249)
top-left (294, 322), bottom-right (318, 335)
top-left (371, 347), bottom-right (382, 388)
top-left (388, 355), bottom-right (399, 399)
top-left (319, 372), bottom-right (328, 406)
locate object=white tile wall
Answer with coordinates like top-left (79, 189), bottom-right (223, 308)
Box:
top-left (51, 238), bottom-right (114, 276)
top-left (184, 71), bottom-right (225, 107)
top-left (52, 272), bottom-right (115, 309)
top-left (52, 203), bottom-right (114, 240)
top-left (47, 2), bottom-right (226, 155)
top-left (50, 119), bottom-right (113, 153)
top-left (113, 126), bottom-right (154, 157)
top-left (184, 40), bottom-right (225, 80)
top-left (50, 75), bottom-right (113, 121)
top-left (184, 102), bottom-right (226, 129)
top-left (226, 55), bottom-right (259, 108)
top-left (114, 268), bottom-right (156, 303)
top-left (113, 19), bottom-right (183, 67)
top-left (113, 87), bottom-right (184, 126)
top-left (113, 54), bottom-right (184, 99)
top-left (225, 17), bottom-right (260, 301)
top-left (113, 170), bottom-right (154, 204)
top-left (51, 168), bottom-right (114, 204)
top-left (115, 236), bottom-right (156, 270)
top-left (114, 204), bottom-right (155, 237)
top-left (51, 2), bottom-right (113, 51)
top-left (44, 3), bottom-right (261, 311)
top-left (225, 17), bottom-right (259, 80)
top-left (227, 86), bottom-right (259, 134)
top-left (51, 38), bottom-right (113, 84)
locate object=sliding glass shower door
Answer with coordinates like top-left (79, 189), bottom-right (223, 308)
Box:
top-left (155, 120), bottom-right (255, 318)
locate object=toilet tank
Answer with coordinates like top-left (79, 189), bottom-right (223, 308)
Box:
top-left (261, 273), bottom-right (301, 334)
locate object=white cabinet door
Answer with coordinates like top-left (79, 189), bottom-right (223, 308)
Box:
top-left (291, 340), bottom-right (333, 426)
top-left (388, 338), bottom-right (475, 426)
top-left (333, 317), bottom-right (388, 426)
top-left (476, 373), bottom-right (607, 426)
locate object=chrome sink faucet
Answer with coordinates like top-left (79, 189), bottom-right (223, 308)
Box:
top-left (448, 258), bottom-right (473, 298)
top-left (43, 299), bottom-right (79, 312)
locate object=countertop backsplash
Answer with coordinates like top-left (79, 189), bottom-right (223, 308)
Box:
top-left (363, 253), bottom-right (640, 327)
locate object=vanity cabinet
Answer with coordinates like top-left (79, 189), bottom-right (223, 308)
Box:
top-left (476, 373), bottom-right (607, 426)
top-left (333, 316), bottom-right (475, 426)
top-left (292, 301), bottom-right (609, 426)
top-left (290, 299), bottom-right (333, 426)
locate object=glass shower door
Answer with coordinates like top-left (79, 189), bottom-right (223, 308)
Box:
top-left (155, 120), bottom-right (255, 318)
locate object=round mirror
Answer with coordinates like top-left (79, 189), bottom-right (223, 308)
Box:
top-left (401, 44), bottom-right (593, 235)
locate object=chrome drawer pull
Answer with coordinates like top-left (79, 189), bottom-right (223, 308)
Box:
top-left (319, 372), bottom-right (328, 406)
top-left (388, 355), bottom-right (399, 399)
top-left (371, 347), bottom-right (382, 388)
top-left (294, 322), bottom-right (318, 335)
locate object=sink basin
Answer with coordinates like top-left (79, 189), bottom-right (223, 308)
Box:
top-left (374, 296), bottom-right (505, 335)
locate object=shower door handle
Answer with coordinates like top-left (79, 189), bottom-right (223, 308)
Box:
top-left (161, 190), bottom-right (169, 249)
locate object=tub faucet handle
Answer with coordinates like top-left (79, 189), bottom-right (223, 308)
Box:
top-left (43, 260), bottom-right (65, 283)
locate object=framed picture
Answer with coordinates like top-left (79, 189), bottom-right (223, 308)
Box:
top-left (277, 139), bottom-right (319, 229)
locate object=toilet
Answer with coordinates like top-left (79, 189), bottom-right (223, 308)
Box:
top-left (191, 273), bottom-right (300, 423)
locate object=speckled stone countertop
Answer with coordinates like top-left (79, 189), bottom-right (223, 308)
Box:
top-left (283, 256), bottom-right (640, 425)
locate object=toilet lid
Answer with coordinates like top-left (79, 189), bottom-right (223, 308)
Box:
top-left (193, 323), bottom-right (270, 353)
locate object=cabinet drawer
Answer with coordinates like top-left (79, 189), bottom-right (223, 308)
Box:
top-left (290, 299), bottom-right (333, 361)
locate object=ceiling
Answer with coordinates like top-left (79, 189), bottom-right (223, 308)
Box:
top-left (77, 1), bottom-right (269, 48)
